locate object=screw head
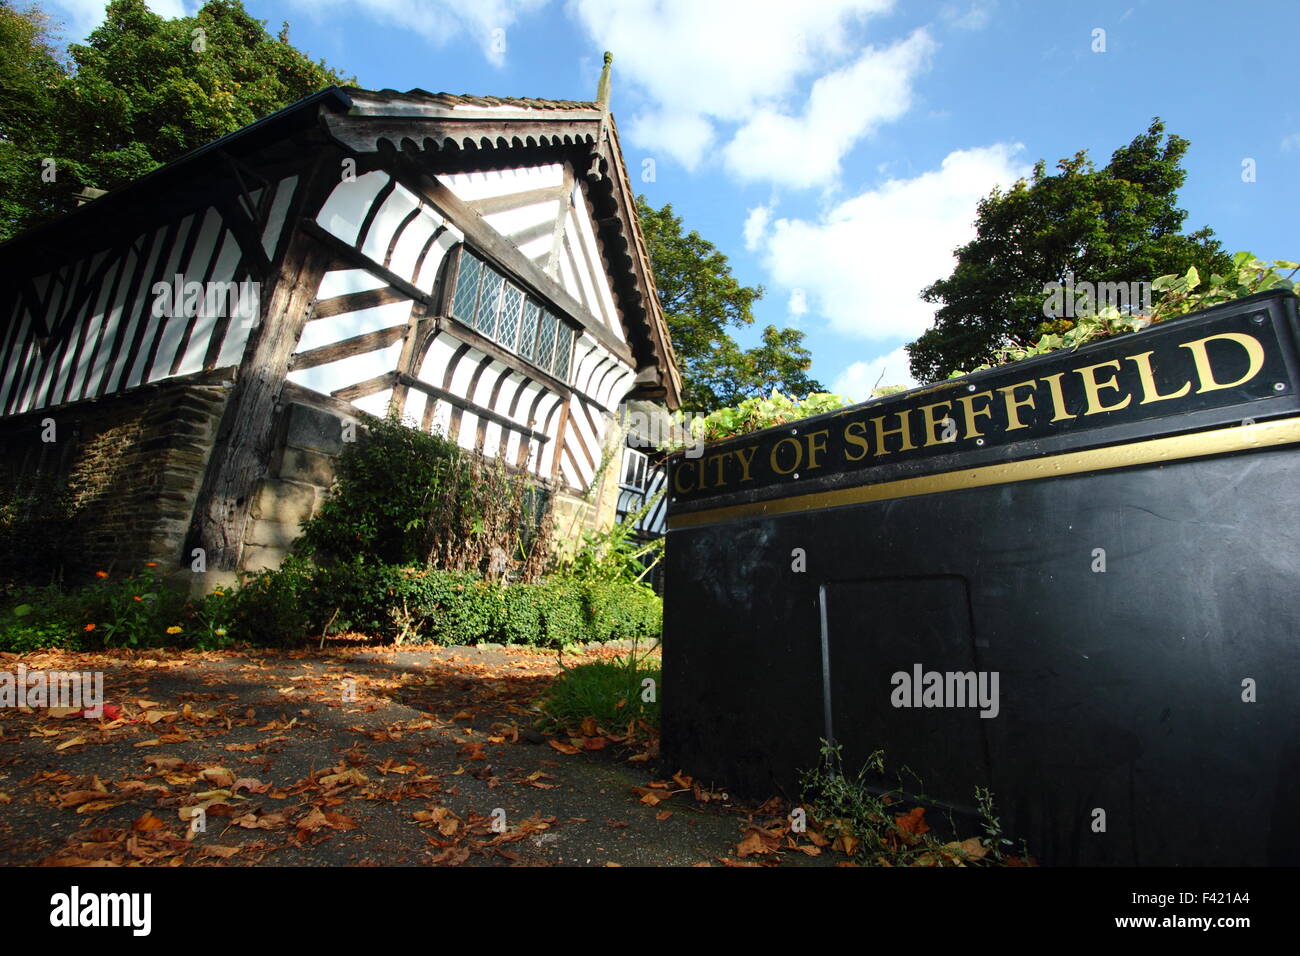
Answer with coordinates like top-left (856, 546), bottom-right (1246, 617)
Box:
top-left (792, 472), bottom-right (800, 479)
top-left (967, 384), bottom-right (976, 392)
top-left (1274, 382), bottom-right (1287, 392)
top-left (1253, 313), bottom-right (1267, 324)
top-left (976, 438), bottom-right (985, 446)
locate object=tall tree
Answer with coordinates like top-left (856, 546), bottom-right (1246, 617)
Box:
top-left (635, 195), bottom-right (822, 411)
top-left (906, 119), bottom-right (1232, 383)
top-left (0, 0), bottom-right (351, 242)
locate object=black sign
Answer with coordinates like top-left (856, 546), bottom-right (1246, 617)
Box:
top-left (668, 291), bottom-right (1299, 508)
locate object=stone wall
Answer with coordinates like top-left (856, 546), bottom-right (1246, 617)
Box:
top-left (240, 400), bottom-right (358, 572)
top-left (0, 369), bottom-right (233, 580)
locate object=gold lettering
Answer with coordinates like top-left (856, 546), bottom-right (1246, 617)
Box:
top-left (870, 410), bottom-right (916, 457)
top-left (1179, 332), bottom-right (1266, 393)
top-left (1039, 372), bottom-right (1075, 422)
top-left (997, 380), bottom-right (1038, 430)
top-left (709, 451), bottom-right (729, 487)
top-left (671, 459), bottom-right (697, 494)
top-left (1076, 360), bottom-right (1131, 415)
top-left (843, 421), bottom-right (870, 461)
top-left (919, 401), bottom-right (955, 446)
top-left (956, 391), bottom-right (995, 438)
top-left (770, 436), bottom-right (803, 475)
top-left (1126, 350), bottom-right (1191, 404)
top-left (732, 445), bottom-right (757, 482)
top-left (804, 429), bottom-right (830, 469)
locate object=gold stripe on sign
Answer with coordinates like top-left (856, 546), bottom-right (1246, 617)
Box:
top-left (666, 415), bottom-right (1300, 531)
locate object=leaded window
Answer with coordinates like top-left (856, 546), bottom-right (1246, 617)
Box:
top-left (449, 247), bottom-right (578, 384)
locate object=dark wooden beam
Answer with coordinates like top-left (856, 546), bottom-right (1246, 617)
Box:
top-left (186, 151), bottom-right (342, 571)
top-left (396, 371), bottom-right (550, 446)
top-left (288, 323), bottom-right (408, 371)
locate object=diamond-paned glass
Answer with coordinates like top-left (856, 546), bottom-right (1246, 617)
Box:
top-left (518, 301), bottom-right (541, 362)
top-left (534, 310), bottom-right (558, 374)
top-left (497, 283), bottom-right (524, 351)
top-left (475, 267), bottom-right (504, 338)
top-left (551, 324), bottom-right (574, 382)
top-left (449, 251), bottom-right (482, 324)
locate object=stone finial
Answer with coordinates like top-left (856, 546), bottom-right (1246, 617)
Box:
top-left (596, 51), bottom-right (613, 110)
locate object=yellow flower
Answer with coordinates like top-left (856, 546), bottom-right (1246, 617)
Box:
top-left (166, 626), bottom-right (182, 635)
top-left (213, 589), bottom-right (225, 597)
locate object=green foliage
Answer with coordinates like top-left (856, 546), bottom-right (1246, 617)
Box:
top-left (0, 0), bottom-right (351, 241)
top-left (799, 740), bottom-right (1012, 865)
top-left (297, 416), bottom-right (552, 580)
top-left (540, 647), bottom-right (662, 733)
top-left (83, 565), bottom-right (191, 648)
top-left (0, 586), bottom-right (88, 652)
top-left (304, 561), bottom-right (660, 648)
top-left (635, 196), bottom-right (823, 411)
top-left (948, 253), bottom-right (1298, 376)
top-left (223, 557), bottom-right (313, 647)
top-left (908, 119), bottom-right (1234, 384)
top-left (664, 389), bottom-right (853, 446)
top-left (559, 492), bottom-right (664, 586)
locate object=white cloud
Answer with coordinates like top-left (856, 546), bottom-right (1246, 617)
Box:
top-left (723, 28), bottom-right (935, 188)
top-left (940, 1), bottom-right (995, 31)
top-left (568, 0), bottom-right (898, 170)
top-left (753, 142), bottom-right (1029, 341)
top-left (788, 287), bottom-right (808, 316)
top-left (45, 0), bottom-right (188, 40)
top-left (630, 108), bottom-right (715, 171)
top-left (743, 205), bottom-right (773, 251)
top-left (831, 346), bottom-right (918, 401)
top-left (1281, 132), bottom-right (1300, 153)
top-left (288, 0), bottom-right (548, 67)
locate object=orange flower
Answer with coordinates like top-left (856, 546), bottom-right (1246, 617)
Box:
top-left (133, 595), bottom-right (143, 602)
top-left (145, 561), bottom-right (158, 568)
top-left (84, 623), bottom-right (96, 632)
top-left (95, 571), bottom-right (108, 579)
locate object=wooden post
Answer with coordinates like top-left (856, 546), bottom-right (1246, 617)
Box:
top-left (186, 155), bottom-right (339, 571)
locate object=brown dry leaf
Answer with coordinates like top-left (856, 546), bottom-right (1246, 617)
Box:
top-left (200, 845), bottom-right (241, 859)
top-left (133, 739), bottom-right (161, 748)
top-left (832, 834), bottom-right (860, 856)
top-left (581, 736), bottom-right (607, 751)
top-left (895, 806), bottom-right (931, 841)
top-left (323, 811), bottom-right (358, 831)
top-left (198, 767), bottom-right (235, 788)
top-left (943, 837), bottom-right (988, 860)
top-left (224, 743), bottom-right (256, 752)
top-left (430, 845), bottom-right (470, 866)
top-left (655, 810), bottom-right (672, 821)
top-left (806, 828), bottom-right (831, 847)
top-left (47, 706), bottom-right (82, 718)
top-left (318, 767), bottom-right (367, 788)
top-left (144, 756), bottom-right (184, 771)
top-left (58, 790), bottom-right (109, 808)
top-left (736, 826), bottom-right (782, 858)
top-left (548, 740), bottom-right (581, 756)
top-left (296, 807), bottom-right (329, 831)
top-left (132, 812), bottom-right (166, 832)
top-left (579, 717), bottom-right (599, 737)
top-left (55, 735), bottom-right (87, 751)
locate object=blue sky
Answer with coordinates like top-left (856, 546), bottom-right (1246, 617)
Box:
top-left (44, 0), bottom-right (1300, 398)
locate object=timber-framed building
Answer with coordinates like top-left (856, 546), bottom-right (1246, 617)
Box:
top-left (0, 69), bottom-right (681, 578)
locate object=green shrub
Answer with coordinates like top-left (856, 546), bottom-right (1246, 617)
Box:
top-left (297, 415), bottom-right (553, 579)
top-left (225, 557), bottom-right (314, 646)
